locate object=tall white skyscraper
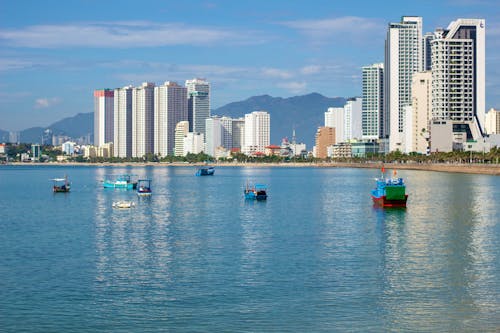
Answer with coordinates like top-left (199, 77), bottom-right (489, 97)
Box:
top-left (132, 82), bottom-right (155, 158)
top-left (325, 107), bottom-right (345, 144)
top-left (220, 116), bottom-right (233, 150)
top-left (431, 19), bottom-right (486, 140)
top-left (114, 85), bottom-right (133, 158)
top-left (154, 81), bottom-right (188, 156)
top-left (174, 121), bottom-right (189, 157)
top-left (243, 111), bottom-right (270, 155)
top-left (93, 89), bottom-right (114, 146)
top-left (384, 16), bottom-right (423, 151)
top-left (205, 116), bottom-right (222, 157)
top-left (344, 97), bottom-right (363, 141)
top-left (485, 108), bottom-right (500, 135)
top-left (186, 78), bottom-right (210, 138)
top-left (362, 63), bottom-right (384, 140)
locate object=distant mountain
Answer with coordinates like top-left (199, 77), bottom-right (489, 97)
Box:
top-left (213, 92), bottom-right (347, 148)
top-left (16, 113), bottom-right (93, 144)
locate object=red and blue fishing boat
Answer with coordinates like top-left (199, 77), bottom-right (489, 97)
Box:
top-left (371, 168), bottom-right (408, 207)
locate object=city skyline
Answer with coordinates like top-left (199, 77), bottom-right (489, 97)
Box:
top-left (1, 0), bottom-right (499, 131)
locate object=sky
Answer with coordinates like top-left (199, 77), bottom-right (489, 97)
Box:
top-left (1, 0), bottom-right (499, 131)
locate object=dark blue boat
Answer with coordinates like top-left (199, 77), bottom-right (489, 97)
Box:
top-left (244, 183), bottom-right (267, 200)
top-left (196, 166), bottom-right (215, 176)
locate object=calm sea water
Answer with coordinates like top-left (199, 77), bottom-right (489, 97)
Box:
top-left (0, 165), bottom-right (499, 332)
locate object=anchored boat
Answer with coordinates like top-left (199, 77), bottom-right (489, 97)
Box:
top-left (103, 174), bottom-right (137, 189)
top-left (52, 175), bottom-right (71, 193)
top-left (244, 183), bottom-right (268, 201)
top-left (137, 179), bottom-right (152, 196)
top-left (371, 168), bottom-right (408, 207)
top-left (196, 166), bottom-right (215, 176)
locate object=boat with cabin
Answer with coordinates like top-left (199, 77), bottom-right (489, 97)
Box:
top-left (103, 174), bottom-right (137, 189)
top-left (196, 166), bottom-right (215, 176)
top-left (371, 168), bottom-right (408, 207)
top-left (52, 175), bottom-right (71, 193)
top-left (137, 179), bottom-right (152, 196)
top-left (244, 183), bottom-right (267, 201)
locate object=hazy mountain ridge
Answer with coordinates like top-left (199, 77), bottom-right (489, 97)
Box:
top-left (213, 93), bottom-right (347, 147)
top-left (5, 93), bottom-right (348, 148)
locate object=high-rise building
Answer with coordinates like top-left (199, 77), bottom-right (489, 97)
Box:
top-left (431, 19), bottom-right (486, 140)
top-left (344, 97), bottom-right (363, 141)
top-left (410, 71), bottom-right (432, 154)
top-left (186, 78), bottom-right (210, 138)
top-left (132, 82), bottom-right (155, 158)
top-left (183, 132), bottom-right (204, 156)
top-left (174, 121), bottom-right (189, 157)
top-left (220, 116), bottom-right (233, 149)
top-left (362, 63), bottom-right (384, 140)
top-left (243, 111), bottom-right (270, 155)
top-left (231, 118), bottom-right (245, 150)
top-left (423, 32), bottom-right (435, 71)
top-left (385, 16), bottom-right (423, 152)
top-left (93, 89), bottom-right (114, 146)
top-left (205, 116), bottom-right (222, 157)
top-left (114, 86), bottom-right (133, 158)
top-left (485, 108), bottom-right (500, 135)
top-left (314, 127), bottom-right (335, 159)
top-left (154, 81), bottom-right (188, 156)
top-left (325, 107), bottom-right (345, 144)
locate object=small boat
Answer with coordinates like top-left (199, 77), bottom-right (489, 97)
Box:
top-left (244, 183), bottom-right (268, 200)
top-left (52, 175), bottom-right (71, 193)
top-left (137, 179), bottom-right (152, 196)
top-left (103, 174), bottom-right (137, 189)
top-left (196, 166), bottom-right (215, 176)
top-left (112, 201), bottom-right (135, 209)
top-left (371, 168), bottom-right (408, 207)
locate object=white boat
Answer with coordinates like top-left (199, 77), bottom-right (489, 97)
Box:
top-left (112, 201), bottom-right (135, 209)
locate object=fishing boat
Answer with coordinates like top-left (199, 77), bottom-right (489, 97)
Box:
top-left (103, 174), bottom-right (137, 189)
top-left (52, 175), bottom-right (71, 193)
top-left (195, 166), bottom-right (215, 176)
top-left (112, 201), bottom-right (135, 209)
top-left (137, 179), bottom-right (152, 196)
top-left (371, 168), bottom-right (408, 207)
top-left (244, 183), bottom-right (267, 200)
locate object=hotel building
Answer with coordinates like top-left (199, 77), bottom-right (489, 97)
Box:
top-left (154, 81), bottom-right (188, 156)
top-left (132, 82), bottom-right (155, 158)
top-left (186, 78), bottom-right (210, 139)
top-left (114, 86), bottom-right (133, 158)
top-left (384, 16), bottom-right (423, 152)
top-left (93, 89), bottom-right (114, 147)
top-left (243, 111), bottom-right (270, 155)
top-left (362, 63), bottom-right (384, 140)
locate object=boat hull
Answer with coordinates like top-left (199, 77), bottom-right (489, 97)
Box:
top-left (196, 168), bottom-right (215, 176)
top-left (371, 194), bottom-right (408, 207)
top-left (53, 186), bottom-right (70, 193)
top-left (103, 181), bottom-right (136, 189)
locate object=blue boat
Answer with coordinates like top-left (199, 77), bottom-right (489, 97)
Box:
top-left (137, 179), bottom-right (152, 196)
top-left (103, 174), bottom-right (137, 189)
top-left (244, 183), bottom-right (267, 200)
top-left (196, 166), bottom-right (215, 176)
top-left (371, 169), bottom-right (408, 207)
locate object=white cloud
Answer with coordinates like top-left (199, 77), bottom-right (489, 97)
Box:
top-left (0, 21), bottom-right (264, 48)
top-left (277, 81), bottom-right (307, 93)
top-left (261, 68), bottom-right (293, 79)
top-left (0, 58), bottom-right (34, 71)
top-left (279, 16), bottom-right (384, 44)
top-left (35, 97), bottom-right (61, 109)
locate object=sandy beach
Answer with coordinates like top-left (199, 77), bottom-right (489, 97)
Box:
top-left (6, 161), bottom-right (500, 175)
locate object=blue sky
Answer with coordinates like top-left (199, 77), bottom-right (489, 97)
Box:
top-left (1, 0), bottom-right (499, 131)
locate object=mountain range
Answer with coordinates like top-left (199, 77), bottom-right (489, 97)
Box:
top-left (1, 93), bottom-right (348, 148)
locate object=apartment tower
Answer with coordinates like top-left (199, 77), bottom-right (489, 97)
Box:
top-left (362, 63), bottom-right (384, 140)
top-left (93, 89), bottom-right (114, 147)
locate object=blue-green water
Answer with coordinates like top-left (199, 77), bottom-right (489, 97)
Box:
top-left (1, 165), bottom-right (499, 332)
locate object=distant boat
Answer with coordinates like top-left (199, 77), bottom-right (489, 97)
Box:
top-left (52, 175), bottom-right (71, 193)
top-left (112, 201), bottom-right (135, 209)
top-left (137, 179), bottom-right (152, 197)
top-left (196, 166), bottom-right (215, 176)
top-left (103, 174), bottom-right (137, 189)
top-left (244, 183), bottom-right (267, 200)
top-left (371, 168), bottom-right (408, 207)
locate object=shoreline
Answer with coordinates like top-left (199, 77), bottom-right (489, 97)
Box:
top-left (4, 161), bottom-right (500, 175)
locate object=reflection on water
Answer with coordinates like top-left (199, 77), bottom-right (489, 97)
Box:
top-left (0, 165), bottom-right (498, 332)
